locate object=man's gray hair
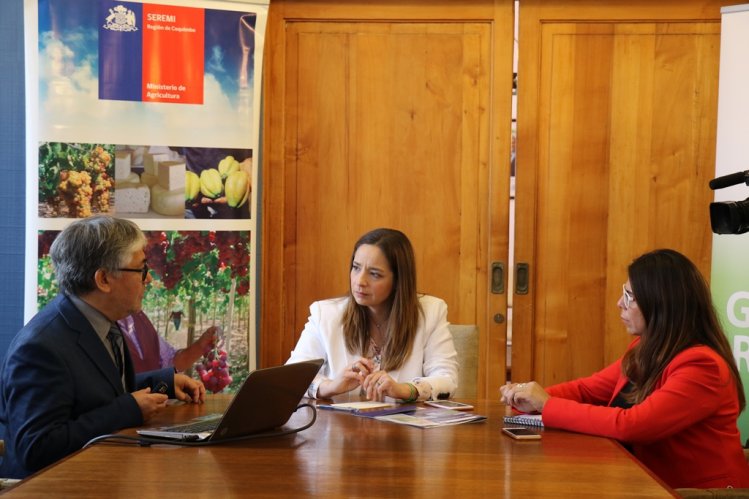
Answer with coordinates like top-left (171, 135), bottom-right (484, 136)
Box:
top-left (50, 215), bottom-right (146, 296)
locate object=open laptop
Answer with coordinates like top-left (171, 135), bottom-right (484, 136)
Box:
top-left (137, 359), bottom-right (323, 442)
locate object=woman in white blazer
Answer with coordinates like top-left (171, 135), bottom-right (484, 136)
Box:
top-left (286, 228), bottom-right (458, 402)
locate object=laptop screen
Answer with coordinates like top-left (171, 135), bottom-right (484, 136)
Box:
top-left (137, 358), bottom-right (323, 442)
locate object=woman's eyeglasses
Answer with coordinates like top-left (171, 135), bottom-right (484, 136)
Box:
top-left (118, 263), bottom-right (150, 282)
top-left (622, 284), bottom-right (635, 309)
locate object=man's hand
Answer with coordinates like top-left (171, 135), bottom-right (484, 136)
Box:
top-left (131, 388), bottom-right (169, 422)
top-left (174, 373), bottom-right (206, 404)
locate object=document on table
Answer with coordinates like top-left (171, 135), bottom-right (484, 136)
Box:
top-left (375, 407), bottom-right (487, 428)
top-left (318, 401), bottom-right (418, 417)
top-left (319, 401), bottom-right (394, 412)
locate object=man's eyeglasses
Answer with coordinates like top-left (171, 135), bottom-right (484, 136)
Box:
top-left (118, 263), bottom-right (150, 282)
top-left (622, 284), bottom-right (635, 309)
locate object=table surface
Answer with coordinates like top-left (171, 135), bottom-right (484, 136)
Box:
top-left (1, 397), bottom-right (676, 498)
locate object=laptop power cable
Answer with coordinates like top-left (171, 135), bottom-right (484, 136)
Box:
top-left (83, 403), bottom-right (318, 449)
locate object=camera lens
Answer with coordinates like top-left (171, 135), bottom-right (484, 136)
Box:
top-left (710, 198), bottom-right (749, 234)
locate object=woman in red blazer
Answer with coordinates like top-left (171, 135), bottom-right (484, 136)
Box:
top-left (501, 249), bottom-right (749, 489)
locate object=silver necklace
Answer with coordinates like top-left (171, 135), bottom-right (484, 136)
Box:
top-left (370, 320), bottom-right (385, 370)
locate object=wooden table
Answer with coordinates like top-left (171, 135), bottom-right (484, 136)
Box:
top-left (1, 398), bottom-right (675, 498)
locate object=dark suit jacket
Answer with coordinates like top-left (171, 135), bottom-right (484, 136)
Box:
top-left (0, 294), bottom-right (174, 478)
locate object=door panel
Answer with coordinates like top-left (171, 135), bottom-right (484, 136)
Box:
top-left (262, 1), bottom-right (514, 397)
top-left (514, 1), bottom-right (732, 385)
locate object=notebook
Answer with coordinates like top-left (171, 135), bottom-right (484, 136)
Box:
top-left (137, 359), bottom-right (324, 442)
top-left (503, 414), bottom-right (544, 427)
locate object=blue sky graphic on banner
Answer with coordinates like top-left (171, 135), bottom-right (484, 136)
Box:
top-left (36, 0), bottom-right (259, 148)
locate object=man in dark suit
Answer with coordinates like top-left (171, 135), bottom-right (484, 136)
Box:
top-left (0, 216), bottom-right (205, 478)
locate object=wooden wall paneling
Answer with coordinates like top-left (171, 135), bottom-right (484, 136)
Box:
top-left (514, 0), bottom-right (734, 386)
top-left (261, 1), bottom-right (288, 367)
top-left (533, 24), bottom-right (614, 384)
top-left (262, 0), bottom-right (515, 398)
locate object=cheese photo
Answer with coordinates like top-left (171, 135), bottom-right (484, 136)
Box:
top-left (113, 144), bottom-right (185, 219)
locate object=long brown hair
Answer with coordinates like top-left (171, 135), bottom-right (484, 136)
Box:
top-left (341, 228), bottom-right (422, 371)
top-left (621, 249), bottom-right (745, 411)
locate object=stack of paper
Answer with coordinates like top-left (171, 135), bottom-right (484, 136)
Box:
top-left (375, 407), bottom-right (486, 428)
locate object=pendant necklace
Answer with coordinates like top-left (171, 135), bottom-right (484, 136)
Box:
top-left (370, 321), bottom-right (384, 371)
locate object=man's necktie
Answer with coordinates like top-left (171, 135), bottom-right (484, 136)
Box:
top-left (107, 325), bottom-right (124, 382)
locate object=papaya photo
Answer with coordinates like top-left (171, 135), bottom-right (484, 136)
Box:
top-left (174, 146), bottom-right (252, 220)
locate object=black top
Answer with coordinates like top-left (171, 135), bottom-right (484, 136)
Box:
top-left (610, 380), bottom-right (635, 409)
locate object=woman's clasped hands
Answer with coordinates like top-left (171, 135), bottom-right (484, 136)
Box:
top-left (499, 381), bottom-right (549, 413)
top-left (317, 357), bottom-right (375, 398)
top-left (322, 357), bottom-right (408, 401)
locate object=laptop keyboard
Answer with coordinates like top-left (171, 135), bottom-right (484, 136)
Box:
top-left (163, 416), bottom-right (221, 433)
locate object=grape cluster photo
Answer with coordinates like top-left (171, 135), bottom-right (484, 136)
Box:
top-left (38, 142), bottom-right (114, 218)
top-left (196, 347), bottom-right (233, 393)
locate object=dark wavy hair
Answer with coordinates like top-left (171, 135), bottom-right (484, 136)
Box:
top-left (341, 228), bottom-right (422, 371)
top-left (621, 249), bottom-right (745, 411)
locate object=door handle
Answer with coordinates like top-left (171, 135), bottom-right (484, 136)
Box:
top-left (491, 262), bottom-right (504, 294)
top-left (515, 263), bottom-right (529, 295)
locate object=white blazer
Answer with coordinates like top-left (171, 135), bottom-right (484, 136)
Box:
top-left (286, 295), bottom-right (459, 400)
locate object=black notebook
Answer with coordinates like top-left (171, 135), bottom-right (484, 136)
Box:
top-left (503, 414), bottom-right (544, 427)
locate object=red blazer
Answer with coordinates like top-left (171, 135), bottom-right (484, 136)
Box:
top-left (543, 339), bottom-right (749, 489)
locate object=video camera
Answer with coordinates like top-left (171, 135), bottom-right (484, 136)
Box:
top-left (709, 170), bottom-right (749, 234)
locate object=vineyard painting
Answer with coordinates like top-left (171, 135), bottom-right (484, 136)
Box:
top-left (37, 229), bottom-right (251, 393)
top-left (38, 142), bottom-right (115, 218)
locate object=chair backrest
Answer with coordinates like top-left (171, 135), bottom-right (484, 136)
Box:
top-left (448, 324), bottom-right (479, 399)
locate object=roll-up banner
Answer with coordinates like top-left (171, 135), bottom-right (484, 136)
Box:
top-left (24, 0), bottom-right (268, 393)
top-left (712, 4), bottom-right (749, 440)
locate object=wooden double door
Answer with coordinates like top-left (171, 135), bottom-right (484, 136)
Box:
top-left (261, 0), bottom-right (736, 397)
